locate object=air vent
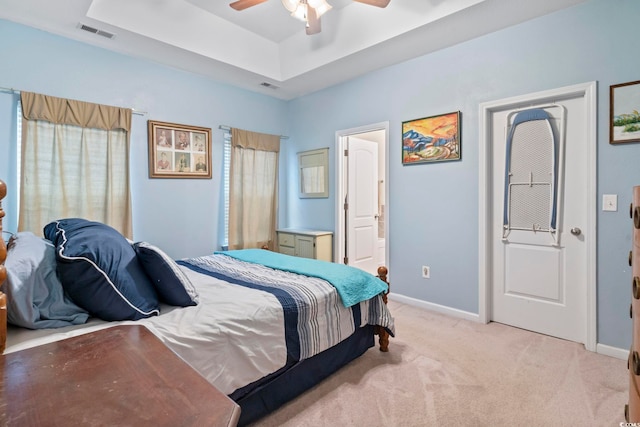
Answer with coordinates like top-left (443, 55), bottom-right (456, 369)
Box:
top-left (78, 23), bottom-right (115, 39)
top-left (260, 82), bottom-right (279, 89)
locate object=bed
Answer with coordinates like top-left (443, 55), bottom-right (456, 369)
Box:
top-left (0, 180), bottom-right (394, 426)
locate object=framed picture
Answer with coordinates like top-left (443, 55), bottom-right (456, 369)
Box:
top-left (610, 80), bottom-right (640, 144)
top-left (147, 120), bottom-right (212, 178)
top-left (402, 111), bottom-right (461, 165)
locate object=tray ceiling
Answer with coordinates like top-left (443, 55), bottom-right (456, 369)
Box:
top-left (0, 0), bottom-right (586, 99)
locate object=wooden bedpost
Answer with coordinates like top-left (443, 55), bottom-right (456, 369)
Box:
top-left (376, 266), bottom-right (390, 352)
top-left (0, 179), bottom-right (7, 354)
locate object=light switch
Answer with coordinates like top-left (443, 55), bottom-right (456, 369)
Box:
top-left (603, 194), bottom-right (617, 212)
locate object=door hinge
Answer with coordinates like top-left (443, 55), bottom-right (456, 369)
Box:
top-left (344, 149), bottom-right (348, 156)
top-left (344, 256), bottom-right (348, 264)
top-left (344, 202), bottom-right (348, 210)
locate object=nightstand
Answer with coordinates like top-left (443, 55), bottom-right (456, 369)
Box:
top-left (276, 228), bottom-right (333, 261)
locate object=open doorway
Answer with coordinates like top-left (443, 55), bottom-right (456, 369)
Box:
top-left (335, 122), bottom-right (388, 275)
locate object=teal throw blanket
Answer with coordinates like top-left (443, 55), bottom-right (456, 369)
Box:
top-left (215, 249), bottom-right (388, 307)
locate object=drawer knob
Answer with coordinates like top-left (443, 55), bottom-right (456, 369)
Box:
top-left (635, 277), bottom-right (640, 300)
top-left (632, 203), bottom-right (635, 219)
top-left (632, 303), bottom-right (634, 319)
top-left (635, 206), bottom-right (640, 229)
top-left (626, 403), bottom-right (630, 422)
top-left (633, 351), bottom-right (640, 375)
top-left (631, 251), bottom-right (634, 267)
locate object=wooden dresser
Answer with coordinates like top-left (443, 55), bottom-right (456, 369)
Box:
top-left (628, 186), bottom-right (640, 422)
top-left (0, 325), bottom-right (240, 426)
top-left (276, 228), bottom-right (333, 262)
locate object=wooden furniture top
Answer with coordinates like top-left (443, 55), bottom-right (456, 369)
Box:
top-left (0, 325), bottom-right (241, 427)
top-left (276, 228), bottom-right (333, 237)
top-left (0, 179), bottom-right (7, 354)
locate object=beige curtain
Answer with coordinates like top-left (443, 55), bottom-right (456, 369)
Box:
top-left (228, 128), bottom-right (280, 250)
top-left (19, 92), bottom-right (133, 238)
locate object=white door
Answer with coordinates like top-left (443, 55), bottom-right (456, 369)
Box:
top-left (490, 95), bottom-right (589, 343)
top-left (347, 137), bottom-right (378, 275)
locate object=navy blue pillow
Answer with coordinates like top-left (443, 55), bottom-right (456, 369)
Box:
top-left (133, 241), bottom-right (199, 307)
top-left (43, 218), bottom-right (160, 321)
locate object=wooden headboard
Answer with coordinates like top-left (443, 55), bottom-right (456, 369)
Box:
top-left (0, 179), bottom-right (7, 354)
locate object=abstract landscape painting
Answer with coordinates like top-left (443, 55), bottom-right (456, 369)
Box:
top-left (402, 111), bottom-right (461, 165)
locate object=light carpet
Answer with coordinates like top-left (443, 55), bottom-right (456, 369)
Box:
top-left (251, 300), bottom-right (627, 427)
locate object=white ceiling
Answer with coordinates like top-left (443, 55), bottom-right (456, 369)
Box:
top-left (0, 0), bottom-right (586, 100)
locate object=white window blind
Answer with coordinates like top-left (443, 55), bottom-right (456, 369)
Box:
top-left (16, 101), bottom-right (22, 211)
top-left (222, 130), bottom-right (231, 249)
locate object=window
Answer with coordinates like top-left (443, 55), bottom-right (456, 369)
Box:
top-left (227, 128), bottom-right (280, 250)
top-left (222, 130), bottom-right (231, 248)
top-left (19, 92), bottom-right (133, 237)
top-left (16, 101), bottom-right (22, 211)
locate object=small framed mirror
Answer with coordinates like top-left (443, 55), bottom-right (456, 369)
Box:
top-left (298, 148), bottom-right (329, 198)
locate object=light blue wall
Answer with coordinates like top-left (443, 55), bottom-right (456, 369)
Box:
top-left (0, 91), bottom-right (18, 227)
top-left (0, 19), bottom-right (288, 259)
top-left (0, 0), bottom-right (638, 350)
top-left (282, 0), bottom-right (640, 349)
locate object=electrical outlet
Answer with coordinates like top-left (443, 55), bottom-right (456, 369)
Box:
top-left (602, 194), bottom-right (617, 212)
top-left (422, 266), bottom-right (430, 279)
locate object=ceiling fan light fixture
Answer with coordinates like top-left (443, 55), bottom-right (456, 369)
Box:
top-left (283, 0), bottom-right (331, 21)
top-left (233, 0), bottom-right (385, 36)
top-left (308, 0), bottom-right (332, 17)
top-left (291, 2), bottom-right (308, 22)
top-left (281, 0), bottom-right (299, 12)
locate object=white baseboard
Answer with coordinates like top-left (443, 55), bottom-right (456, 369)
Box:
top-left (596, 343), bottom-right (629, 360)
top-left (388, 293), bottom-right (480, 323)
top-left (389, 294), bottom-right (630, 360)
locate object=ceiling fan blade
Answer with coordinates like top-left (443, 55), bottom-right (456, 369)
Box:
top-left (229, 0), bottom-right (269, 11)
top-left (353, 0), bottom-right (390, 8)
top-left (306, 6), bottom-right (321, 35)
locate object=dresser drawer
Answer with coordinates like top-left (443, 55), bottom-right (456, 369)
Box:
top-left (276, 229), bottom-right (333, 261)
top-left (278, 232), bottom-right (295, 247)
top-left (279, 246), bottom-right (295, 256)
top-left (630, 360), bottom-right (640, 422)
top-left (631, 186), bottom-right (640, 423)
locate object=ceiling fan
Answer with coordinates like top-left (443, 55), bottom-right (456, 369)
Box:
top-left (229, 0), bottom-right (390, 35)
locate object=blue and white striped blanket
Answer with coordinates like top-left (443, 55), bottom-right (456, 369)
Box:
top-left (179, 253), bottom-right (395, 362)
top-left (215, 249), bottom-right (389, 307)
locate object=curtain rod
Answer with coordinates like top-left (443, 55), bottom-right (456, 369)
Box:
top-left (0, 86), bottom-right (147, 116)
top-left (219, 125), bottom-right (289, 140)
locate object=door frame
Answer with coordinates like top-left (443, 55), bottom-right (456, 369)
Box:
top-left (478, 82), bottom-right (597, 352)
top-left (335, 121), bottom-right (389, 269)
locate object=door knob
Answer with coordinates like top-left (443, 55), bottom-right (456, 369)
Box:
top-left (570, 227), bottom-right (582, 236)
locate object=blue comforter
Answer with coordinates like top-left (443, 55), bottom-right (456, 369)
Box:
top-left (215, 249), bottom-right (388, 307)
